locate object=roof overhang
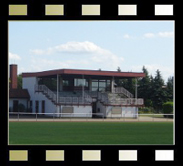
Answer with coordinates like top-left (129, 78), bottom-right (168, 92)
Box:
top-left (22, 69), bottom-right (145, 78)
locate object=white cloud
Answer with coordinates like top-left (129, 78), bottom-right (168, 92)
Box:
top-left (144, 33), bottom-right (156, 38)
top-left (30, 41), bottom-right (114, 55)
top-left (143, 31), bottom-right (174, 38)
top-left (29, 41), bottom-right (124, 71)
top-left (123, 34), bottom-right (137, 39)
top-left (123, 34), bottom-right (131, 39)
top-left (30, 57), bottom-right (91, 72)
top-left (54, 41), bottom-right (102, 53)
top-left (30, 49), bottom-right (45, 55)
top-left (9, 52), bottom-right (21, 60)
top-left (158, 32), bottom-right (174, 38)
top-left (124, 31), bottom-right (174, 39)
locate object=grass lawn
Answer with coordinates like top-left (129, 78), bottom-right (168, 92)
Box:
top-left (9, 121), bottom-right (173, 145)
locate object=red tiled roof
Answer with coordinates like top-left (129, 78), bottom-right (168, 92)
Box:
top-left (22, 69), bottom-right (145, 78)
top-left (9, 89), bottom-right (30, 99)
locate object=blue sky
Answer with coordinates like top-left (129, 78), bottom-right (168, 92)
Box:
top-left (9, 21), bottom-right (174, 82)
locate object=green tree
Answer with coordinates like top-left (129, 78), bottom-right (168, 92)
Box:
top-left (166, 76), bottom-right (174, 101)
top-left (115, 67), bottom-right (138, 96)
top-left (17, 74), bottom-right (22, 89)
top-left (151, 70), bottom-right (167, 112)
top-left (138, 66), bottom-right (152, 107)
top-left (162, 101), bottom-right (173, 118)
top-left (117, 66), bottom-right (121, 72)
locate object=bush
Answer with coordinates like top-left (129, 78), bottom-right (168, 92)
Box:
top-left (162, 102), bottom-right (173, 118)
top-left (18, 103), bottom-right (26, 112)
top-left (138, 107), bottom-right (154, 114)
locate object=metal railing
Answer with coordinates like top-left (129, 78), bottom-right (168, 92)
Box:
top-left (104, 98), bottom-right (144, 106)
top-left (35, 85), bottom-right (143, 106)
top-left (9, 112), bottom-right (104, 121)
top-left (35, 84), bottom-right (57, 102)
top-left (9, 112), bottom-right (173, 122)
top-left (35, 85), bottom-right (93, 104)
top-left (113, 87), bottom-right (134, 98)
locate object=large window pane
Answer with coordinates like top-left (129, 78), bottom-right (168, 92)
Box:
top-left (74, 79), bottom-right (87, 86)
top-left (92, 87), bottom-right (98, 91)
top-left (63, 80), bottom-right (69, 86)
top-left (99, 87), bottom-right (105, 91)
top-left (92, 81), bottom-right (98, 86)
top-left (99, 82), bottom-right (106, 87)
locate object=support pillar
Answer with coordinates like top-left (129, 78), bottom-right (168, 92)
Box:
top-left (135, 78), bottom-right (138, 99)
top-left (82, 75), bottom-right (85, 101)
top-left (111, 76), bottom-right (115, 93)
top-left (56, 75), bottom-right (59, 116)
top-left (135, 78), bottom-right (138, 117)
top-left (57, 74), bottom-right (59, 104)
top-left (89, 78), bottom-right (92, 92)
top-left (59, 77), bottom-right (63, 91)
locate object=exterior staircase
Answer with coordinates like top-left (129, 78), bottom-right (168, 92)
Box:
top-left (35, 85), bottom-right (57, 104)
top-left (112, 87), bottom-right (133, 98)
top-left (35, 84), bottom-right (92, 105)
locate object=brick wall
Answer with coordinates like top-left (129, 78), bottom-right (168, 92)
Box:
top-left (10, 64), bottom-right (17, 89)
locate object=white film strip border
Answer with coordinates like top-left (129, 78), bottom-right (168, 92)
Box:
top-left (8, 4), bottom-right (174, 16)
top-left (9, 149), bottom-right (175, 161)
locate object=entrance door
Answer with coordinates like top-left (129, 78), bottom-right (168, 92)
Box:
top-left (42, 100), bottom-right (45, 113)
top-left (92, 101), bottom-right (97, 118)
top-left (35, 101), bottom-right (39, 113)
top-left (13, 100), bottom-right (19, 112)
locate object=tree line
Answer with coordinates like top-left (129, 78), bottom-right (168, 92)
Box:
top-left (116, 66), bottom-right (174, 113)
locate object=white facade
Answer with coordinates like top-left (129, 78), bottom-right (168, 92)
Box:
top-left (23, 77), bottom-right (92, 117)
top-left (23, 77), bottom-right (138, 118)
top-left (23, 77), bottom-right (56, 114)
top-left (59, 105), bottom-right (92, 118)
top-left (96, 101), bottom-right (138, 118)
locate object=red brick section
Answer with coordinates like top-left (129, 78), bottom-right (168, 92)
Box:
top-left (22, 69), bottom-right (145, 78)
top-left (10, 64), bottom-right (17, 89)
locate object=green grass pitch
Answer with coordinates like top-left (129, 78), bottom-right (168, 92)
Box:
top-left (9, 121), bottom-right (173, 145)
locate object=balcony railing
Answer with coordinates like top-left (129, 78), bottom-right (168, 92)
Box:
top-left (113, 87), bottom-right (134, 98)
top-left (35, 85), bottom-right (92, 105)
top-left (106, 98), bottom-right (144, 106)
top-left (35, 85), bottom-right (143, 106)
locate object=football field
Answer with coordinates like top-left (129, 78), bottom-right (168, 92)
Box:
top-left (9, 121), bottom-right (173, 145)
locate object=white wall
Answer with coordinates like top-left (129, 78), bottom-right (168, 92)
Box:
top-left (122, 107), bottom-right (138, 118)
top-left (23, 77), bottom-right (37, 99)
top-left (22, 77), bottom-right (138, 118)
top-left (96, 101), bottom-right (138, 118)
top-left (23, 77), bottom-right (56, 114)
top-left (23, 77), bottom-right (92, 117)
top-left (59, 105), bottom-right (92, 117)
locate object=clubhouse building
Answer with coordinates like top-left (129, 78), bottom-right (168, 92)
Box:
top-left (9, 64), bottom-right (145, 118)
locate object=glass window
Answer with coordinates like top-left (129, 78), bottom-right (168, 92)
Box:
top-left (106, 80), bottom-right (111, 87)
top-left (74, 79), bottom-right (88, 87)
top-left (99, 81), bottom-right (106, 87)
top-left (63, 80), bottom-right (69, 86)
top-left (85, 80), bottom-right (88, 87)
top-left (92, 87), bottom-right (98, 91)
top-left (92, 81), bottom-right (98, 87)
top-left (99, 87), bottom-right (105, 91)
